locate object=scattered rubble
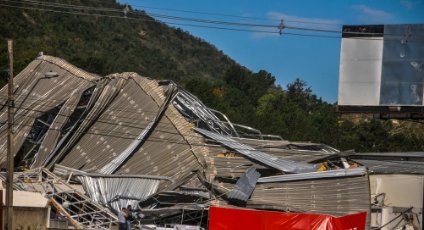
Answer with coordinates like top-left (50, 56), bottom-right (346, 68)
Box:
top-left (0, 56), bottom-right (422, 229)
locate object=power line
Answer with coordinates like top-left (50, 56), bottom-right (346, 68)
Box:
top-left (78, 0), bottom-right (346, 26)
top-left (3, 0), bottom-right (278, 28)
top-left (5, 0), bottom-right (423, 38)
top-left (2, 0), bottom-right (277, 28)
top-left (127, 3), bottom-right (284, 23)
top-left (0, 3), bottom-right (282, 34)
top-left (1, 1), bottom-right (424, 42)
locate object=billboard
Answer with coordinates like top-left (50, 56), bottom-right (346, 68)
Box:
top-left (338, 24), bottom-right (424, 115)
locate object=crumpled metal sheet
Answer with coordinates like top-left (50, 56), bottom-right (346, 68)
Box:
top-left (0, 56), bottom-right (98, 168)
top-left (46, 72), bottom-right (205, 189)
top-left (48, 76), bottom-right (128, 169)
top-left (248, 175), bottom-right (371, 226)
top-left (206, 156), bottom-right (265, 178)
top-left (193, 127), bottom-right (320, 173)
top-left (78, 175), bottom-right (161, 213)
top-left (228, 166), bottom-right (260, 203)
top-left (112, 76), bottom-right (205, 187)
top-left (257, 167), bottom-right (367, 183)
top-left (174, 87), bottom-right (236, 137)
top-left (211, 175), bottom-right (371, 227)
top-left (234, 138), bottom-right (339, 154)
top-left (113, 105), bottom-right (204, 185)
top-left (56, 74), bottom-right (157, 171)
top-left (231, 137), bottom-right (290, 149)
top-left (355, 151), bottom-right (424, 158)
top-left (99, 83), bottom-right (178, 174)
top-left (2, 56), bottom-right (371, 228)
top-left (99, 121), bottom-right (154, 174)
top-left (353, 159), bottom-right (424, 174)
top-left (32, 82), bottom-right (92, 168)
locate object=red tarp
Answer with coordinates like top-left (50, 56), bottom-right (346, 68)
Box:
top-left (209, 207), bottom-right (367, 230)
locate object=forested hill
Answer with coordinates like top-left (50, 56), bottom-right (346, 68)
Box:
top-left (0, 0), bottom-right (236, 83)
top-left (2, 0), bottom-right (424, 152)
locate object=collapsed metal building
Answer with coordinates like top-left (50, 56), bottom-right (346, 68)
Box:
top-left (0, 56), bottom-right (422, 230)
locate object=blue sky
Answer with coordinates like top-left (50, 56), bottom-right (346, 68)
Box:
top-left (122, 0), bottom-right (424, 102)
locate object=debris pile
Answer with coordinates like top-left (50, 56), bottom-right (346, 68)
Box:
top-left (0, 56), bottom-right (422, 229)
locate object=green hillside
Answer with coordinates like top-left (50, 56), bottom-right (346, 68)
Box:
top-left (0, 0), bottom-right (235, 82)
top-left (1, 0), bottom-right (424, 152)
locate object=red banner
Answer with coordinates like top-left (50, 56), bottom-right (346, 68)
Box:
top-left (209, 207), bottom-right (366, 230)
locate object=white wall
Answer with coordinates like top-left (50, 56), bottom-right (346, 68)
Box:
top-left (338, 38), bottom-right (383, 106)
top-left (369, 174), bottom-right (423, 230)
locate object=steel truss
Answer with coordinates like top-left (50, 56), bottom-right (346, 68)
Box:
top-left (6, 168), bottom-right (118, 229)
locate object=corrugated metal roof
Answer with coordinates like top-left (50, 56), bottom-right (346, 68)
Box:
top-left (258, 148), bottom-right (335, 163)
top-left (250, 175), bottom-right (370, 225)
top-left (57, 76), bottom-right (161, 171)
top-left (78, 175), bottom-right (161, 213)
top-left (205, 156), bottom-right (265, 179)
top-left (47, 73), bottom-right (205, 189)
top-left (228, 166), bottom-right (260, 203)
top-left (232, 138), bottom-right (290, 149)
top-left (257, 167), bottom-right (367, 183)
top-left (73, 172), bottom-right (174, 182)
top-left (355, 152), bottom-right (424, 158)
top-left (353, 159), bottom-right (424, 174)
top-left (3, 56), bottom-right (372, 229)
top-left (215, 174), bottom-right (371, 226)
top-left (193, 127), bottom-right (320, 173)
top-left (0, 56), bottom-right (98, 168)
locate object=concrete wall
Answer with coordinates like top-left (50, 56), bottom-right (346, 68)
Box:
top-left (369, 174), bottom-right (423, 208)
top-left (369, 174), bottom-right (423, 229)
top-left (1, 190), bottom-right (48, 207)
top-left (2, 206), bottom-right (49, 230)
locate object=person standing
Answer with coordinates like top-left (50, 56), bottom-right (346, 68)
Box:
top-left (126, 205), bottom-right (134, 230)
top-left (118, 207), bottom-right (128, 230)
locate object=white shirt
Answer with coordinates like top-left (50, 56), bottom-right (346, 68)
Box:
top-left (118, 210), bottom-right (126, 223)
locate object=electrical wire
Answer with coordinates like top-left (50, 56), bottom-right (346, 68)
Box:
top-left (3, 2), bottom-right (424, 43)
top-left (2, 0), bottom-right (424, 41)
top-left (0, 3), bottom-right (283, 34)
top-left (72, 0), bottom-right (346, 25)
top-left (4, 0), bottom-right (279, 28)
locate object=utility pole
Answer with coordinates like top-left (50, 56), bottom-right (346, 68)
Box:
top-left (6, 40), bottom-right (14, 230)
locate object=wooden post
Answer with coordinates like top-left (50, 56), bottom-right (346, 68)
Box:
top-left (0, 189), bottom-right (3, 230)
top-left (6, 40), bottom-right (14, 230)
